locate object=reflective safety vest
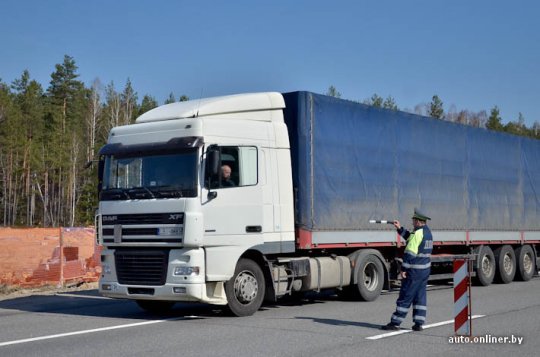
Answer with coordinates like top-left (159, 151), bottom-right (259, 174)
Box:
top-left (399, 225), bottom-right (433, 278)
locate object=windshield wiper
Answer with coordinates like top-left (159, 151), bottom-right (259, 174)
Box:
top-left (128, 186), bottom-right (157, 199)
top-left (101, 188), bottom-right (132, 200)
top-left (154, 185), bottom-right (185, 198)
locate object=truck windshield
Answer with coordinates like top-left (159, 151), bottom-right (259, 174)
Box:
top-left (100, 149), bottom-right (198, 200)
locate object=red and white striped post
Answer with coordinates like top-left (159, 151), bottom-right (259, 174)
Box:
top-left (453, 258), bottom-right (471, 335)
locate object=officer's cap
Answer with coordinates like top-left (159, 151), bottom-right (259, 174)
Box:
top-left (412, 208), bottom-right (431, 221)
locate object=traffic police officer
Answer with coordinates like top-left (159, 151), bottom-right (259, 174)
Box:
top-left (382, 208), bottom-right (433, 331)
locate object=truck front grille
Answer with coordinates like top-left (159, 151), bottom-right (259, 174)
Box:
top-left (101, 212), bottom-right (184, 245)
top-left (102, 213), bottom-right (184, 225)
top-left (115, 249), bottom-right (169, 286)
top-left (103, 228), bottom-right (159, 236)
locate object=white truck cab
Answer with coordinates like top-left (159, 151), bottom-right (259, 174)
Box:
top-left (97, 92), bottom-right (295, 316)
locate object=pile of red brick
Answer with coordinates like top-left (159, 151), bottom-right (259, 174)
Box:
top-left (0, 227), bottom-right (101, 288)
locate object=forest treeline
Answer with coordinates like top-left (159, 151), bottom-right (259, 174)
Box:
top-left (0, 55), bottom-right (184, 227)
top-left (326, 85), bottom-right (540, 138)
top-left (0, 57), bottom-right (538, 227)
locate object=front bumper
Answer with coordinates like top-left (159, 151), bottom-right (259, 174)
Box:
top-left (99, 281), bottom-right (227, 305)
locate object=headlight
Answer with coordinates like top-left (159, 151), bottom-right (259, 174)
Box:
top-left (174, 266), bottom-right (200, 276)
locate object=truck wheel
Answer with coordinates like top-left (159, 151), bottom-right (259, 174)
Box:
top-left (474, 245), bottom-right (495, 286)
top-left (225, 258), bottom-right (265, 317)
top-left (494, 245), bottom-right (516, 284)
top-left (353, 253), bottom-right (384, 301)
top-left (136, 300), bottom-right (175, 314)
top-left (514, 245), bottom-right (535, 281)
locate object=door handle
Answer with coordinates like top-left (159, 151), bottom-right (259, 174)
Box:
top-left (246, 226), bottom-right (262, 233)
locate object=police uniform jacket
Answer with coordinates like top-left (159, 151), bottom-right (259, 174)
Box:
top-left (398, 225), bottom-right (433, 279)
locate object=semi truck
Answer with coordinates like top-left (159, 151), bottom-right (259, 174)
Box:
top-left (96, 91), bottom-right (540, 316)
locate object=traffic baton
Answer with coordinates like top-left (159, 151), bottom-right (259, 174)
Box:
top-left (368, 220), bottom-right (395, 225)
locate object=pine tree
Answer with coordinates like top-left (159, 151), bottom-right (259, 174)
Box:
top-left (45, 55), bottom-right (88, 226)
top-left (326, 85), bottom-right (341, 98)
top-left (120, 79), bottom-right (137, 125)
top-left (383, 96), bottom-right (398, 110)
top-left (164, 92), bottom-right (176, 104)
top-left (429, 95), bottom-right (444, 119)
top-left (138, 95), bottom-right (158, 116)
top-left (486, 106), bottom-right (504, 132)
top-left (48, 55), bottom-right (84, 133)
top-left (11, 70), bottom-right (45, 225)
top-left (362, 94), bottom-right (383, 108)
top-left (0, 78), bottom-right (22, 225)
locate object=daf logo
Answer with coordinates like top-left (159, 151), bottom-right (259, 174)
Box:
top-left (102, 216), bottom-right (117, 222)
top-left (169, 214), bottom-right (182, 220)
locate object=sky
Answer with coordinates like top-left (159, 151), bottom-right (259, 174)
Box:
top-left (1, 0), bottom-right (539, 126)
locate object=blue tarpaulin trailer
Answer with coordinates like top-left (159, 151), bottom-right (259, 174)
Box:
top-left (282, 91), bottom-right (540, 244)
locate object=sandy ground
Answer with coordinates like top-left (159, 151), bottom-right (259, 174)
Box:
top-left (0, 282), bottom-right (98, 301)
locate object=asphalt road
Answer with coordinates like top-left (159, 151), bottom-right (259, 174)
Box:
top-left (1, 277), bottom-right (539, 357)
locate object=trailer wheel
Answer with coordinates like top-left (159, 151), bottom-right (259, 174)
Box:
top-left (136, 300), bottom-right (175, 314)
top-left (494, 245), bottom-right (516, 284)
top-left (225, 258), bottom-right (265, 317)
top-left (474, 245), bottom-right (495, 286)
top-left (514, 245), bottom-right (535, 281)
top-left (353, 253), bottom-right (384, 301)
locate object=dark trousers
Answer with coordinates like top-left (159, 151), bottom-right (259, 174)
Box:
top-left (390, 274), bottom-right (429, 326)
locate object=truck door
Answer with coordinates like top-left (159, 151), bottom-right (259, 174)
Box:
top-left (202, 146), bottom-right (264, 248)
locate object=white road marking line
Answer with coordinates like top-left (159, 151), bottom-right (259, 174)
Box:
top-left (367, 329), bottom-right (411, 339)
top-left (0, 317), bottom-right (184, 347)
top-left (55, 293), bottom-right (111, 300)
top-left (366, 315), bottom-right (485, 340)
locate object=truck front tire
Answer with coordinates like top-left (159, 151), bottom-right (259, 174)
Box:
top-left (225, 258), bottom-right (265, 317)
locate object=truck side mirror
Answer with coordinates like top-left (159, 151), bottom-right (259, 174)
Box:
top-left (206, 149), bottom-right (220, 177)
top-left (205, 148), bottom-right (221, 193)
top-left (97, 156), bottom-right (105, 199)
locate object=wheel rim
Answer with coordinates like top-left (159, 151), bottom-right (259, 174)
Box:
top-left (233, 270), bottom-right (258, 304)
top-left (481, 254), bottom-right (493, 277)
top-left (363, 262), bottom-right (378, 291)
top-left (523, 252), bottom-right (533, 274)
top-left (503, 253), bottom-right (513, 275)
